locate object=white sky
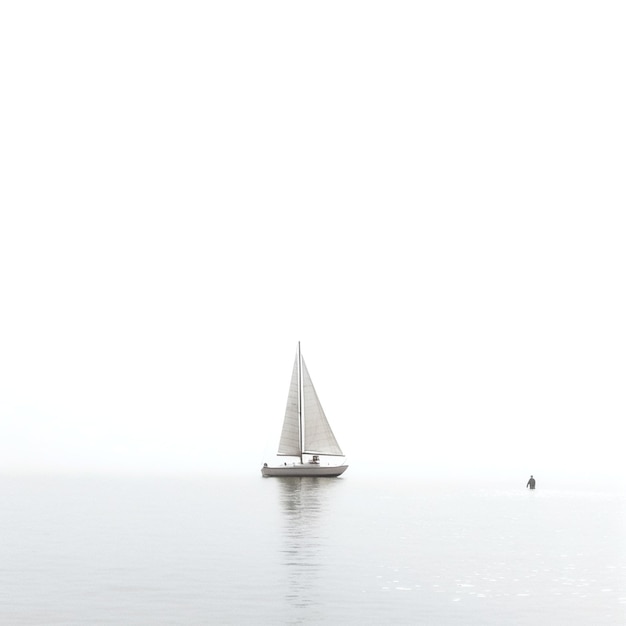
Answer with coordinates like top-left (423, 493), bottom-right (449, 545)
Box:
top-left (1, 2), bottom-right (624, 481)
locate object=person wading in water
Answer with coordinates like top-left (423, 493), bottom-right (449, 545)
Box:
top-left (526, 475), bottom-right (536, 490)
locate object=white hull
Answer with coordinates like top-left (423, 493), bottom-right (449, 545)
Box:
top-left (261, 463), bottom-right (348, 477)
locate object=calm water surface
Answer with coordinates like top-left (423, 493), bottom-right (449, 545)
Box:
top-left (0, 474), bottom-right (624, 624)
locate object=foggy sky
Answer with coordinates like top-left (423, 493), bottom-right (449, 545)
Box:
top-left (1, 2), bottom-right (624, 482)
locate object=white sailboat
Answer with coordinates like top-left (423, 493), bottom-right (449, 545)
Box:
top-left (261, 343), bottom-right (348, 477)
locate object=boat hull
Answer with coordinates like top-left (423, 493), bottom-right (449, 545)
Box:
top-left (261, 463), bottom-right (348, 477)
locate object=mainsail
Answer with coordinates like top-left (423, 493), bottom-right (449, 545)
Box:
top-left (277, 356), bottom-right (300, 456)
top-left (276, 346), bottom-right (343, 458)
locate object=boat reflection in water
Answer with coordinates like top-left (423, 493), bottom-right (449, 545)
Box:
top-left (277, 477), bottom-right (344, 617)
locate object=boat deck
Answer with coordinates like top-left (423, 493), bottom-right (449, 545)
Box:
top-left (261, 463), bottom-right (348, 477)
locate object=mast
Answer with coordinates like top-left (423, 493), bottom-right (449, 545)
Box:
top-left (298, 341), bottom-right (303, 464)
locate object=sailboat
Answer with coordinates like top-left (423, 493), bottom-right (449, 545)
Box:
top-left (261, 343), bottom-right (348, 477)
